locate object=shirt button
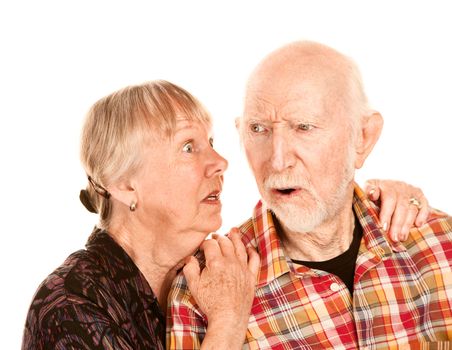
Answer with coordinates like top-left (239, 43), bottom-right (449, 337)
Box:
top-left (330, 282), bottom-right (340, 292)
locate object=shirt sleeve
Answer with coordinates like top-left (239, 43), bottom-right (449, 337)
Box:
top-left (166, 273), bottom-right (208, 350)
top-left (22, 299), bottom-right (136, 350)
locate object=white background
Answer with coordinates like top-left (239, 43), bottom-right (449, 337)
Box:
top-left (1, 1), bottom-right (451, 348)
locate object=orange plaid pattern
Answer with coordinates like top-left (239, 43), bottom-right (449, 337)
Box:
top-left (167, 185), bottom-right (452, 349)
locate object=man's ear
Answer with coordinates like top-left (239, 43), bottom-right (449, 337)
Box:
top-left (235, 117), bottom-right (241, 131)
top-left (354, 111), bottom-right (383, 169)
top-left (235, 117), bottom-right (245, 147)
top-left (107, 180), bottom-right (137, 209)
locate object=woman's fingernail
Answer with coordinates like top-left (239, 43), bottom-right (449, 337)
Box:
top-left (382, 222), bottom-right (388, 231)
top-left (389, 230), bottom-right (398, 242)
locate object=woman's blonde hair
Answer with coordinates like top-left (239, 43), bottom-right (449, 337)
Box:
top-left (79, 80), bottom-right (211, 228)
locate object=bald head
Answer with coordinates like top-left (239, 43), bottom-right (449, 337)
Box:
top-left (245, 41), bottom-right (369, 126)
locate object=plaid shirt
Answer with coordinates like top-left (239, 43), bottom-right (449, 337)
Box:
top-left (167, 185), bottom-right (452, 349)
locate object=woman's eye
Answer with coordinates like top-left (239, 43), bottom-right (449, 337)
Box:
top-left (298, 123), bottom-right (313, 131)
top-left (182, 142), bottom-right (194, 153)
top-left (250, 123), bottom-right (266, 133)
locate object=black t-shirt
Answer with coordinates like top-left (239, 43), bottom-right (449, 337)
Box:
top-left (292, 216), bottom-right (362, 294)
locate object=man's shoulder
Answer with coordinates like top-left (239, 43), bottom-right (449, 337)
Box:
top-left (411, 208), bottom-right (451, 239)
top-left (425, 207), bottom-right (451, 226)
top-left (405, 208), bottom-right (452, 257)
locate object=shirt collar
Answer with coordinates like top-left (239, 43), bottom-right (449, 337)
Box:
top-left (352, 185), bottom-right (406, 257)
top-left (250, 201), bottom-right (293, 288)
top-left (251, 183), bottom-right (405, 288)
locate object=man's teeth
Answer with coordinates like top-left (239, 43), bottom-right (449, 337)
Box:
top-left (206, 194), bottom-right (219, 200)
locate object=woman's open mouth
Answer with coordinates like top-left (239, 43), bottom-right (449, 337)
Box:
top-left (202, 190), bottom-right (221, 204)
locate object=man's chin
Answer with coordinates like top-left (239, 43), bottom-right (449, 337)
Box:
top-left (266, 202), bottom-right (326, 233)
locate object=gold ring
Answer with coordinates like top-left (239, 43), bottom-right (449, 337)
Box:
top-left (409, 197), bottom-right (422, 209)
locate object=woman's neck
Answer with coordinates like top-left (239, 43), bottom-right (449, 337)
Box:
top-left (107, 222), bottom-right (191, 312)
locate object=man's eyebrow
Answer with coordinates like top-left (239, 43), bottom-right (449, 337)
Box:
top-left (246, 117), bottom-right (268, 122)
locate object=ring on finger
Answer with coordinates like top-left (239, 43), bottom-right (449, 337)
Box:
top-left (409, 197), bottom-right (422, 209)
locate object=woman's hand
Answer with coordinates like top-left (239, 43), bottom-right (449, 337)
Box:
top-left (183, 228), bottom-right (260, 350)
top-left (364, 179), bottom-right (430, 242)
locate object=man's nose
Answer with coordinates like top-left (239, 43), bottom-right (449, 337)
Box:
top-left (270, 131), bottom-right (295, 172)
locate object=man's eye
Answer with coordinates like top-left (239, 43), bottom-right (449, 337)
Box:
top-left (250, 123), bottom-right (266, 133)
top-left (298, 123), bottom-right (313, 131)
top-left (209, 137), bottom-right (214, 147)
top-left (182, 142), bottom-right (194, 153)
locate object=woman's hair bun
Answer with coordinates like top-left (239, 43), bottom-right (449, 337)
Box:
top-left (79, 189), bottom-right (98, 214)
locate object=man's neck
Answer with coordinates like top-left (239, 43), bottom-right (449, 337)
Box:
top-left (279, 197), bottom-right (356, 262)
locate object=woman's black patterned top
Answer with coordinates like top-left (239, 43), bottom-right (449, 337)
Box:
top-left (22, 228), bottom-right (165, 349)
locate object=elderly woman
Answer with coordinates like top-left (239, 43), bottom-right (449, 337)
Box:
top-left (22, 80), bottom-right (428, 349)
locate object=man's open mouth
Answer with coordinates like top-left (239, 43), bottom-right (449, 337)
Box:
top-left (273, 187), bottom-right (301, 196)
top-left (277, 188), bottom-right (296, 195)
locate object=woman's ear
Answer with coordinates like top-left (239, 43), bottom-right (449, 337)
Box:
top-left (354, 111), bottom-right (383, 169)
top-left (107, 180), bottom-right (137, 209)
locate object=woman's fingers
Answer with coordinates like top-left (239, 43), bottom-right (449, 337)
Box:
top-left (398, 206), bottom-right (419, 241)
top-left (378, 193), bottom-right (397, 234)
top-left (247, 246), bottom-right (260, 277)
top-left (366, 179), bottom-right (431, 242)
top-left (364, 179), bottom-right (381, 202)
top-left (228, 228), bottom-right (248, 264)
top-left (183, 256), bottom-right (201, 292)
top-left (416, 203), bottom-right (430, 227)
top-left (210, 229), bottom-right (256, 269)
top-left (184, 229), bottom-right (258, 333)
top-left (408, 189), bottom-right (429, 227)
top-left (212, 233), bottom-right (235, 258)
top-left (201, 238), bottom-right (223, 264)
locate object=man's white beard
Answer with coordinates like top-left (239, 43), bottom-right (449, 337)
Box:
top-left (263, 191), bottom-right (329, 233)
top-left (262, 156), bottom-right (355, 233)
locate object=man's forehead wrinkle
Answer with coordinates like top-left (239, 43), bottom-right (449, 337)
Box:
top-left (249, 89), bottom-right (301, 107)
top-left (247, 90), bottom-right (319, 121)
top-left (245, 93), bottom-right (275, 116)
top-left (254, 94), bottom-right (273, 112)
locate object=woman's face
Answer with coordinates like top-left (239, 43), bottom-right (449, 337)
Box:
top-left (133, 119), bottom-right (228, 241)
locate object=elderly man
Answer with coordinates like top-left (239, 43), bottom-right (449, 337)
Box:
top-left (167, 41), bottom-right (452, 348)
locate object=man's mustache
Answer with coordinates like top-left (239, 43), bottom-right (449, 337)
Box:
top-left (263, 172), bottom-right (313, 192)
